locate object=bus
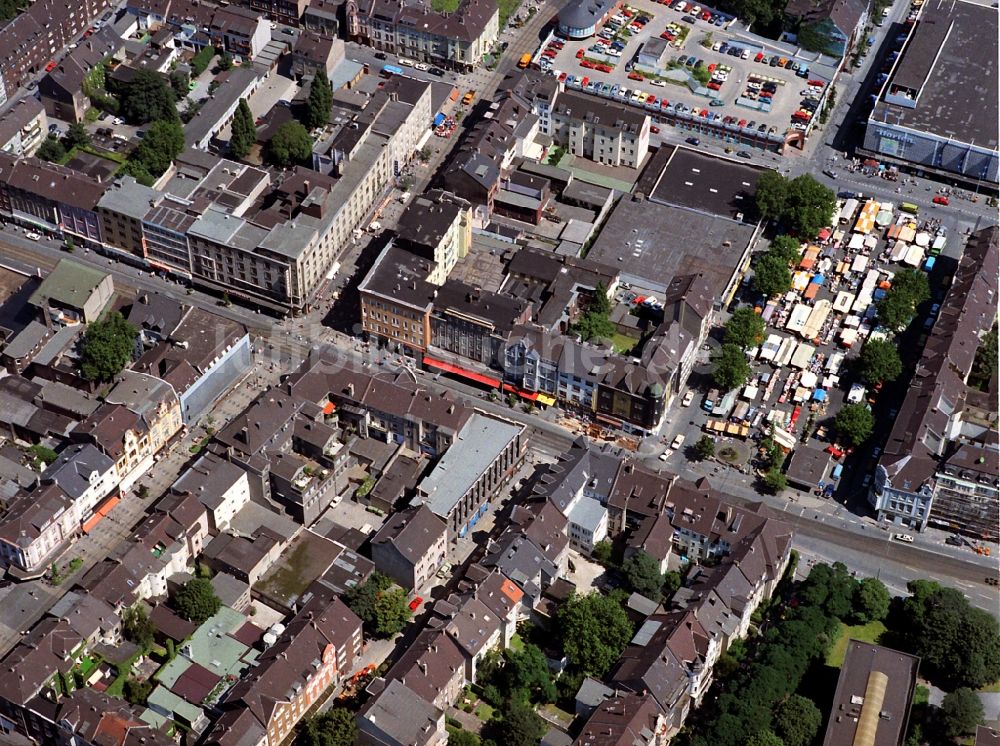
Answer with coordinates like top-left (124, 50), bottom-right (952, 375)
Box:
top-left (382, 64), bottom-right (403, 76)
top-left (900, 202), bottom-right (919, 214)
top-left (517, 52), bottom-right (532, 68)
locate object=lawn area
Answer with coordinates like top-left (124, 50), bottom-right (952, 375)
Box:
top-left (508, 633), bottom-right (525, 653)
top-left (611, 333), bottom-right (638, 355)
top-left (497, 0), bottom-right (522, 26)
top-left (825, 620), bottom-right (887, 668)
top-left (474, 701), bottom-right (494, 721)
top-left (431, 0), bottom-right (460, 10)
top-left (979, 680), bottom-right (1000, 693)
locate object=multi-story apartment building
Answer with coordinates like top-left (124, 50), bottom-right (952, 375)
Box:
top-left (97, 176), bottom-right (159, 259)
top-left (395, 190), bottom-right (472, 284)
top-left (0, 99), bottom-right (46, 157)
top-left (208, 5), bottom-right (272, 61)
top-left (871, 225), bottom-right (998, 539)
top-left (0, 0), bottom-right (113, 95)
top-left (0, 483), bottom-right (80, 574)
top-left (303, 0), bottom-right (341, 35)
top-left (371, 505), bottom-right (448, 593)
top-left (358, 245), bottom-right (436, 353)
top-left (348, 0), bottom-right (499, 71)
top-left (549, 90), bottom-right (650, 168)
top-left (207, 594), bottom-right (363, 746)
top-left (249, 0), bottom-right (310, 26)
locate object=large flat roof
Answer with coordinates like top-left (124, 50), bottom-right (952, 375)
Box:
top-left (872, 0), bottom-right (998, 148)
top-left (586, 197), bottom-right (757, 296)
top-left (415, 414), bottom-right (522, 520)
top-left (650, 147), bottom-right (765, 220)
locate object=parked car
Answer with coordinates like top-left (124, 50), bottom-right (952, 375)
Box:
top-left (893, 533), bottom-right (914, 543)
top-left (671, 434), bottom-right (686, 450)
top-left (681, 390), bottom-right (695, 406)
top-left (685, 136), bottom-right (701, 146)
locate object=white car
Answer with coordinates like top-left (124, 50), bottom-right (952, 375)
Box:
top-left (670, 434), bottom-right (686, 450)
top-left (112, 117), bottom-right (124, 125)
top-left (893, 533), bottom-right (914, 543)
top-left (659, 451), bottom-right (669, 461)
top-left (24, 231), bottom-right (41, 241)
top-left (414, 62), bottom-right (429, 71)
top-left (682, 390), bottom-right (694, 406)
top-left (650, 78), bottom-right (666, 87)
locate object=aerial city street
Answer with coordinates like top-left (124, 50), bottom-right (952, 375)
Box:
top-left (0, 0), bottom-right (995, 742)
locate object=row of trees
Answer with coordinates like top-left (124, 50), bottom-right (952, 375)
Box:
top-left (684, 563), bottom-right (889, 746)
top-left (753, 234), bottom-right (802, 299)
top-left (875, 267), bottom-right (930, 331)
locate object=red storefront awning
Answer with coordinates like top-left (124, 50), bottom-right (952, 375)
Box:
top-left (423, 357), bottom-right (501, 388)
top-left (502, 383), bottom-right (539, 401)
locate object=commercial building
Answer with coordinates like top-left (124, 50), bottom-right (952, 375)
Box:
top-left (414, 413), bottom-right (525, 536)
top-left (548, 90), bottom-right (650, 168)
top-left (862, 0), bottom-right (998, 186)
top-left (348, 0), bottom-right (499, 71)
top-left (27, 259), bottom-right (114, 327)
top-left (558, 0), bottom-right (618, 39)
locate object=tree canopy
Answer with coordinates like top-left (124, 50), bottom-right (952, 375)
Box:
top-left (122, 605), bottom-right (155, 649)
top-left (344, 571), bottom-right (412, 639)
top-left (622, 551), bottom-right (665, 599)
top-left (753, 252), bottom-right (793, 298)
top-left (725, 307), bottom-right (766, 349)
top-left (489, 699), bottom-right (546, 746)
top-left (501, 643), bottom-right (557, 703)
top-left (305, 69), bottom-right (334, 129)
top-left (573, 282), bottom-right (615, 342)
top-left (834, 404), bottom-right (874, 447)
top-left (859, 338), bottom-right (903, 384)
top-left (80, 311), bottom-right (138, 381)
top-left (774, 695), bottom-right (823, 746)
top-left (298, 708), bottom-right (358, 746)
top-left (712, 343), bottom-right (751, 391)
top-left (131, 119), bottom-right (185, 177)
top-left (119, 69), bottom-right (178, 124)
top-left (852, 576), bottom-right (891, 624)
top-left (64, 122), bottom-right (91, 148)
top-left (939, 688), bottom-right (985, 738)
top-left (753, 173), bottom-right (836, 238)
top-left (172, 578), bottom-right (221, 624)
top-left (37, 136), bottom-right (66, 163)
top-left (556, 592), bottom-right (633, 676)
top-left (694, 434), bottom-right (716, 460)
top-left (768, 235), bottom-right (802, 265)
top-left (229, 99), bottom-right (256, 159)
top-left (761, 468), bottom-right (787, 495)
top-left (267, 121), bottom-right (313, 167)
top-left (899, 580), bottom-right (1000, 689)
top-left (746, 731), bottom-right (785, 746)
top-left (876, 269), bottom-right (930, 331)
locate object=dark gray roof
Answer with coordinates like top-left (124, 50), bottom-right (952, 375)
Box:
top-left (372, 505), bottom-right (446, 564)
top-left (41, 444), bottom-right (114, 501)
top-left (559, 0), bottom-right (618, 30)
top-left (552, 90), bottom-right (647, 135)
top-left (361, 679), bottom-right (443, 746)
top-left (651, 147), bottom-right (764, 220)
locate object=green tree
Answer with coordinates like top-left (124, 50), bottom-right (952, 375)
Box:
top-left (37, 135), bottom-right (66, 162)
top-left (64, 122), bottom-right (91, 148)
top-left (218, 53), bottom-right (233, 71)
top-left (119, 69), bottom-right (178, 124)
top-left (122, 604), bottom-right (156, 649)
top-left (622, 551), bottom-right (665, 599)
top-left (876, 268), bottom-right (930, 331)
top-left (229, 99), bottom-right (256, 159)
top-left (171, 578), bottom-right (221, 624)
top-left (694, 435), bottom-right (716, 460)
top-left (754, 171), bottom-right (787, 222)
top-left (753, 253), bottom-right (793, 298)
top-left (573, 282), bottom-right (615, 342)
top-left (345, 572), bottom-right (412, 638)
top-left (859, 338), bottom-right (903, 384)
top-left (753, 173), bottom-right (836, 237)
top-left (305, 68), bottom-right (334, 129)
top-left (298, 708), bottom-right (358, 746)
top-left (761, 468), bottom-right (787, 494)
top-left (267, 121), bottom-right (313, 167)
top-left (190, 46), bottom-right (215, 76)
top-left (939, 688), bottom-right (985, 738)
top-left (900, 580), bottom-right (1000, 689)
top-left (712, 343), bottom-right (751, 391)
top-left (773, 695), bottom-right (823, 746)
top-left (800, 562), bottom-right (856, 620)
top-left (591, 540), bottom-right (612, 564)
top-left (725, 307), bottom-right (767, 349)
top-left (123, 677), bottom-right (152, 706)
top-left (768, 235), bottom-right (802, 265)
top-left (132, 118), bottom-right (185, 176)
top-left (662, 570), bottom-right (681, 599)
top-left (504, 643), bottom-right (556, 703)
top-left (169, 69), bottom-right (190, 97)
top-left (746, 731), bottom-right (785, 746)
top-left (80, 311), bottom-right (139, 381)
top-left (448, 730), bottom-right (481, 746)
top-left (556, 592), bottom-right (633, 676)
top-left (834, 403), bottom-right (874, 447)
top-left (29, 444), bottom-right (58, 467)
top-left (492, 699), bottom-right (546, 746)
top-left (852, 576), bottom-right (891, 623)
top-left (797, 20), bottom-right (837, 54)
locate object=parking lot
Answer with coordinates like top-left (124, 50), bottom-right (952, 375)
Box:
top-left (536, 0), bottom-right (826, 146)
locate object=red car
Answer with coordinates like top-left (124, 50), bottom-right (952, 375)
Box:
top-left (826, 445), bottom-right (845, 459)
top-left (647, 94), bottom-right (657, 104)
top-left (708, 81), bottom-right (721, 90)
top-left (580, 60), bottom-right (595, 68)
top-left (754, 52), bottom-right (764, 62)
top-left (628, 71), bottom-right (643, 81)
top-left (576, 49), bottom-right (585, 59)
top-left (409, 596), bottom-right (424, 611)
top-left (580, 76), bottom-right (590, 87)
top-left (650, 125), bottom-right (660, 133)
top-left (597, 64), bottom-right (613, 73)
top-left (558, 72), bottom-right (568, 81)
top-left (932, 195), bottom-right (949, 205)
top-left (44, 60), bottom-right (57, 72)
top-left (701, 10), bottom-right (711, 19)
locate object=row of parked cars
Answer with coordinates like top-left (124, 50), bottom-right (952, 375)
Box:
top-left (671, 0), bottom-right (728, 25)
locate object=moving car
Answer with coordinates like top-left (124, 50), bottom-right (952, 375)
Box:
top-left (671, 434), bottom-right (686, 450)
top-left (893, 533), bottom-right (914, 543)
top-left (682, 390), bottom-right (695, 406)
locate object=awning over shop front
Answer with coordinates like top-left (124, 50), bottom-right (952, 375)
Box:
top-left (424, 357), bottom-right (501, 388)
